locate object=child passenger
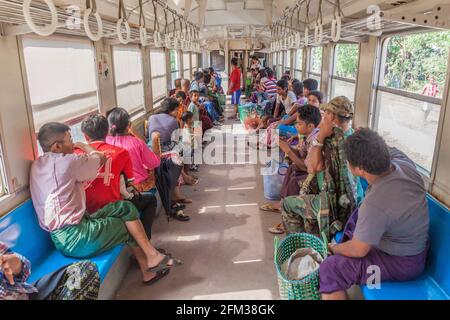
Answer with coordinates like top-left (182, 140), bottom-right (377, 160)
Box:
top-left (259, 105), bottom-right (322, 234)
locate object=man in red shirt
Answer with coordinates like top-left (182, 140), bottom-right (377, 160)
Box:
top-left (227, 57), bottom-right (242, 120)
top-left (76, 114), bottom-right (157, 239)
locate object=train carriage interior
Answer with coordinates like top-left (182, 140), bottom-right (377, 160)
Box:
top-left (0, 0), bottom-right (450, 302)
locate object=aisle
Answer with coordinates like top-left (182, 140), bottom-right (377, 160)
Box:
top-left (115, 102), bottom-right (282, 300)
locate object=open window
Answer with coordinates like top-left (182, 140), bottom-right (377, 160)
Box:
top-left (22, 36), bottom-right (99, 144)
top-left (295, 49), bottom-right (303, 80)
top-left (373, 30), bottom-right (450, 173)
top-left (331, 43), bottom-right (359, 101)
top-left (284, 50), bottom-right (291, 73)
top-left (112, 45), bottom-right (145, 116)
top-left (308, 46), bottom-right (322, 87)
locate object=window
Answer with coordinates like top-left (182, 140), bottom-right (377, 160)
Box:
top-left (113, 46), bottom-right (145, 115)
top-left (22, 37), bottom-right (99, 143)
top-left (284, 50), bottom-right (291, 71)
top-left (331, 44), bottom-right (359, 101)
top-left (183, 52), bottom-right (191, 79)
top-left (192, 53), bottom-right (198, 71)
top-left (0, 138), bottom-right (7, 197)
top-left (295, 49), bottom-right (303, 80)
top-left (373, 31), bottom-right (450, 172)
top-left (277, 52), bottom-right (283, 79)
top-left (150, 48), bottom-right (167, 101)
top-left (308, 46), bottom-right (323, 87)
top-left (169, 50), bottom-right (180, 89)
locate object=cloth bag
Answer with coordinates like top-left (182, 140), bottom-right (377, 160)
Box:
top-left (281, 247), bottom-right (324, 281)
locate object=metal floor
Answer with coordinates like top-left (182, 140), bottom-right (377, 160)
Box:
top-left (115, 103), bottom-right (283, 300)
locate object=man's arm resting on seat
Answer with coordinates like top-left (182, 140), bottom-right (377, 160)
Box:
top-left (329, 237), bottom-right (371, 258)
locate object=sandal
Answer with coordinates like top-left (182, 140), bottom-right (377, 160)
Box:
top-left (148, 255), bottom-right (173, 273)
top-left (143, 268), bottom-right (170, 285)
top-left (171, 210), bottom-right (191, 222)
top-left (268, 223), bottom-right (285, 234)
top-left (260, 203), bottom-right (281, 213)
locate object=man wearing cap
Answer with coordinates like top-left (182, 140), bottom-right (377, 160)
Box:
top-left (280, 96), bottom-right (363, 236)
top-left (308, 96), bottom-right (364, 202)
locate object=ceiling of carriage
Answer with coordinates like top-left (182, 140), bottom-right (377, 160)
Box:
top-left (0, 0), bottom-right (447, 50)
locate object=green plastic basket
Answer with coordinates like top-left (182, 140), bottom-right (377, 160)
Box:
top-left (217, 94), bottom-right (226, 107)
top-left (274, 233), bottom-right (328, 300)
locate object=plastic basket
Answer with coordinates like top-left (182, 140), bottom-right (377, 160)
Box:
top-left (274, 233), bottom-right (328, 300)
top-left (217, 94), bottom-right (226, 107)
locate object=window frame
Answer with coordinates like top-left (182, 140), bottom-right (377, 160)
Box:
top-left (370, 29), bottom-right (449, 178)
top-left (330, 43), bottom-right (360, 101)
top-left (0, 132), bottom-right (8, 198)
top-left (150, 47), bottom-right (168, 103)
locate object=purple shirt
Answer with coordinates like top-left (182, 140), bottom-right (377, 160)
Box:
top-left (30, 152), bottom-right (101, 232)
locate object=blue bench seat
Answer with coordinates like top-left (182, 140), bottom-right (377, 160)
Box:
top-left (360, 195), bottom-right (450, 300)
top-left (0, 199), bottom-right (126, 284)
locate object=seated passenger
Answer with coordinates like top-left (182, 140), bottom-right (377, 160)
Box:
top-left (292, 80), bottom-right (307, 106)
top-left (106, 108), bottom-right (161, 193)
top-left (259, 106), bottom-right (322, 234)
top-left (307, 90), bottom-right (324, 108)
top-left (303, 78), bottom-right (319, 97)
top-left (78, 114), bottom-right (157, 239)
top-left (169, 78), bottom-right (182, 97)
top-left (175, 91), bottom-right (187, 128)
top-left (259, 79), bottom-right (298, 146)
top-left (1, 241), bottom-right (100, 300)
top-left (320, 129), bottom-right (429, 300)
top-left (281, 96), bottom-right (362, 237)
top-left (148, 98), bottom-right (198, 187)
top-left (107, 107), bottom-right (191, 221)
top-left (30, 123), bottom-right (176, 284)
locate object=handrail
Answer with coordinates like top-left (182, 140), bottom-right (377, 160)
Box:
top-left (23, 0), bottom-right (58, 36)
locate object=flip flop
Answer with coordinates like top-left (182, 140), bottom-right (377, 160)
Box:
top-left (268, 223), bottom-right (285, 234)
top-left (260, 203), bottom-right (281, 213)
top-left (148, 255), bottom-right (173, 273)
top-left (143, 268), bottom-right (170, 285)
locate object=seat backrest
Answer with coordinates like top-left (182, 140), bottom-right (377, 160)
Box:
top-left (0, 199), bottom-right (54, 266)
top-left (426, 195), bottom-right (450, 295)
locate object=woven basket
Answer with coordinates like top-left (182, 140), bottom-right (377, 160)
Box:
top-left (274, 233), bottom-right (327, 300)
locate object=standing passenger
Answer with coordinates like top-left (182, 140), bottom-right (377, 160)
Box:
top-left (228, 57), bottom-right (242, 120)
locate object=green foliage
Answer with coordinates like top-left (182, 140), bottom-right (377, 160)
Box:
top-left (310, 47), bottom-right (322, 73)
top-left (383, 31), bottom-right (450, 97)
top-left (334, 44), bottom-right (359, 79)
